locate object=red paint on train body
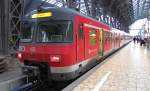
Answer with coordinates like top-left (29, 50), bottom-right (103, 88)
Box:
top-left (17, 7), bottom-right (131, 81)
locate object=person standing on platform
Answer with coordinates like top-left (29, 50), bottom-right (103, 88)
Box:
top-left (137, 37), bottom-right (140, 43)
top-left (140, 37), bottom-right (145, 46)
top-left (133, 37), bottom-right (136, 43)
top-left (147, 37), bottom-right (150, 48)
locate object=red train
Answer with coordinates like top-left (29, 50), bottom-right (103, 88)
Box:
top-left (17, 7), bottom-right (131, 81)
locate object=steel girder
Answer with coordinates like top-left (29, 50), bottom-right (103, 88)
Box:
top-left (97, 0), bottom-right (134, 32)
top-left (25, 0), bottom-right (150, 32)
top-left (84, 0), bottom-right (91, 16)
top-left (9, 0), bottom-right (23, 54)
top-left (0, 0), bottom-right (9, 55)
top-left (42, 0), bottom-right (134, 32)
top-left (133, 0), bottom-right (150, 20)
top-left (22, 0), bottom-right (150, 33)
top-left (0, 0), bottom-right (141, 54)
top-left (0, 0), bottom-right (23, 55)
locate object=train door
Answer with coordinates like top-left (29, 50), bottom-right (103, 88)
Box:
top-left (107, 31), bottom-right (111, 51)
top-left (77, 23), bottom-right (85, 62)
top-left (110, 32), bottom-right (113, 50)
top-left (99, 29), bottom-right (103, 56)
top-left (119, 34), bottom-right (121, 47)
top-left (112, 33), bottom-right (115, 49)
top-left (88, 28), bottom-right (98, 57)
top-left (114, 33), bottom-right (117, 49)
top-left (116, 33), bottom-right (119, 48)
top-left (103, 31), bottom-right (108, 53)
top-left (83, 24), bottom-right (99, 59)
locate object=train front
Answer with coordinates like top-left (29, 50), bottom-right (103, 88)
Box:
top-left (17, 8), bottom-right (77, 81)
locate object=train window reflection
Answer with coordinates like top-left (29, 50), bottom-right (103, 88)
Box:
top-left (90, 30), bottom-right (96, 45)
top-left (36, 21), bottom-right (73, 43)
top-left (21, 21), bottom-right (73, 43)
top-left (21, 23), bottom-right (34, 42)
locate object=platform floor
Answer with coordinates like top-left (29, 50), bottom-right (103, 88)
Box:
top-left (0, 58), bottom-right (25, 91)
top-left (72, 42), bottom-right (150, 91)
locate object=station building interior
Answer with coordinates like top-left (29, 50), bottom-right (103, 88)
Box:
top-left (0, 0), bottom-right (150, 91)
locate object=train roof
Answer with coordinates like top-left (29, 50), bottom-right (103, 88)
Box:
top-left (24, 7), bottom-right (110, 29)
top-left (112, 28), bottom-right (131, 36)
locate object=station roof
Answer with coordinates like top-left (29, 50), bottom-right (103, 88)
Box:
top-left (24, 0), bottom-right (150, 31)
top-left (132, 0), bottom-right (150, 20)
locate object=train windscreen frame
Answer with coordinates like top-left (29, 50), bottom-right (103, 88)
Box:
top-left (21, 20), bottom-right (73, 43)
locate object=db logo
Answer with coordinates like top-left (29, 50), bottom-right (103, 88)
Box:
top-left (30, 47), bottom-right (36, 53)
top-left (19, 46), bottom-right (25, 52)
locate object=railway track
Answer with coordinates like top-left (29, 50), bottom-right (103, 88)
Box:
top-left (16, 81), bottom-right (72, 91)
top-left (30, 80), bottom-right (74, 91)
top-left (20, 60), bottom-right (103, 91)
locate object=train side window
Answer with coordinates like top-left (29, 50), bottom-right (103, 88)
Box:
top-left (108, 32), bottom-right (110, 41)
top-left (99, 29), bottom-right (103, 42)
top-left (79, 23), bottom-right (83, 39)
top-left (105, 31), bottom-right (108, 41)
top-left (110, 32), bottom-right (112, 41)
top-left (89, 30), bottom-right (96, 45)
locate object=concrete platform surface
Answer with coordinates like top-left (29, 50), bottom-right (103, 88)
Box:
top-left (70, 42), bottom-right (150, 91)
top-left (0, 68), bottom-right (22, 83)
top-left (0, 68), bottom-right (26, 91)
top-left (0, 57), bottom-right (27, 91)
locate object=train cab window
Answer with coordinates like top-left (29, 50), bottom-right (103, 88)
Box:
top-left (36, 21), bottom-right (73, 43)
top-left (79, 23), bottom-right (83, 39)
top-left (21, 22), bottom-right (34, 42)
top-left (89, 30), bottom-right (96, 45)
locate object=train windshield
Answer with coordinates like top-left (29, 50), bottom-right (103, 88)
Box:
top-left (36, 21), bottom-right (73, 43)
top-left (21, 21), bottom-right (73, 43)
top-left (21, 23), bottom-right (34, 42)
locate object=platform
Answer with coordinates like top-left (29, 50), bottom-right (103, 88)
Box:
top-left (63, 42), bottom-right (150, 91)
top-left (0, 58), bottom-right (26, 91)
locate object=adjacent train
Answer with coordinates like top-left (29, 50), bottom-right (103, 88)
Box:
top-left (17, 7), bottom-right (132, 81)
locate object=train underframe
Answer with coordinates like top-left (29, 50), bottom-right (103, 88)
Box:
top-left (22, 55), bottom-right (100, 82)
top-left (22, 42), bottom-right (130, 83)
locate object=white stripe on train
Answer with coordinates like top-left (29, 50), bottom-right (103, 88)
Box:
top-left (50, 56), bottom-right (98, 73)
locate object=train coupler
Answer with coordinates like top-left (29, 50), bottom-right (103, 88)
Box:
top-left (22, 66), bottom-right (40, 82)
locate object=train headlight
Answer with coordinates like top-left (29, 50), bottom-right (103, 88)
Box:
top-left (50, 55), bottom-right (61, 62)
top-left (17, 53), bottom-right (22, 59)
